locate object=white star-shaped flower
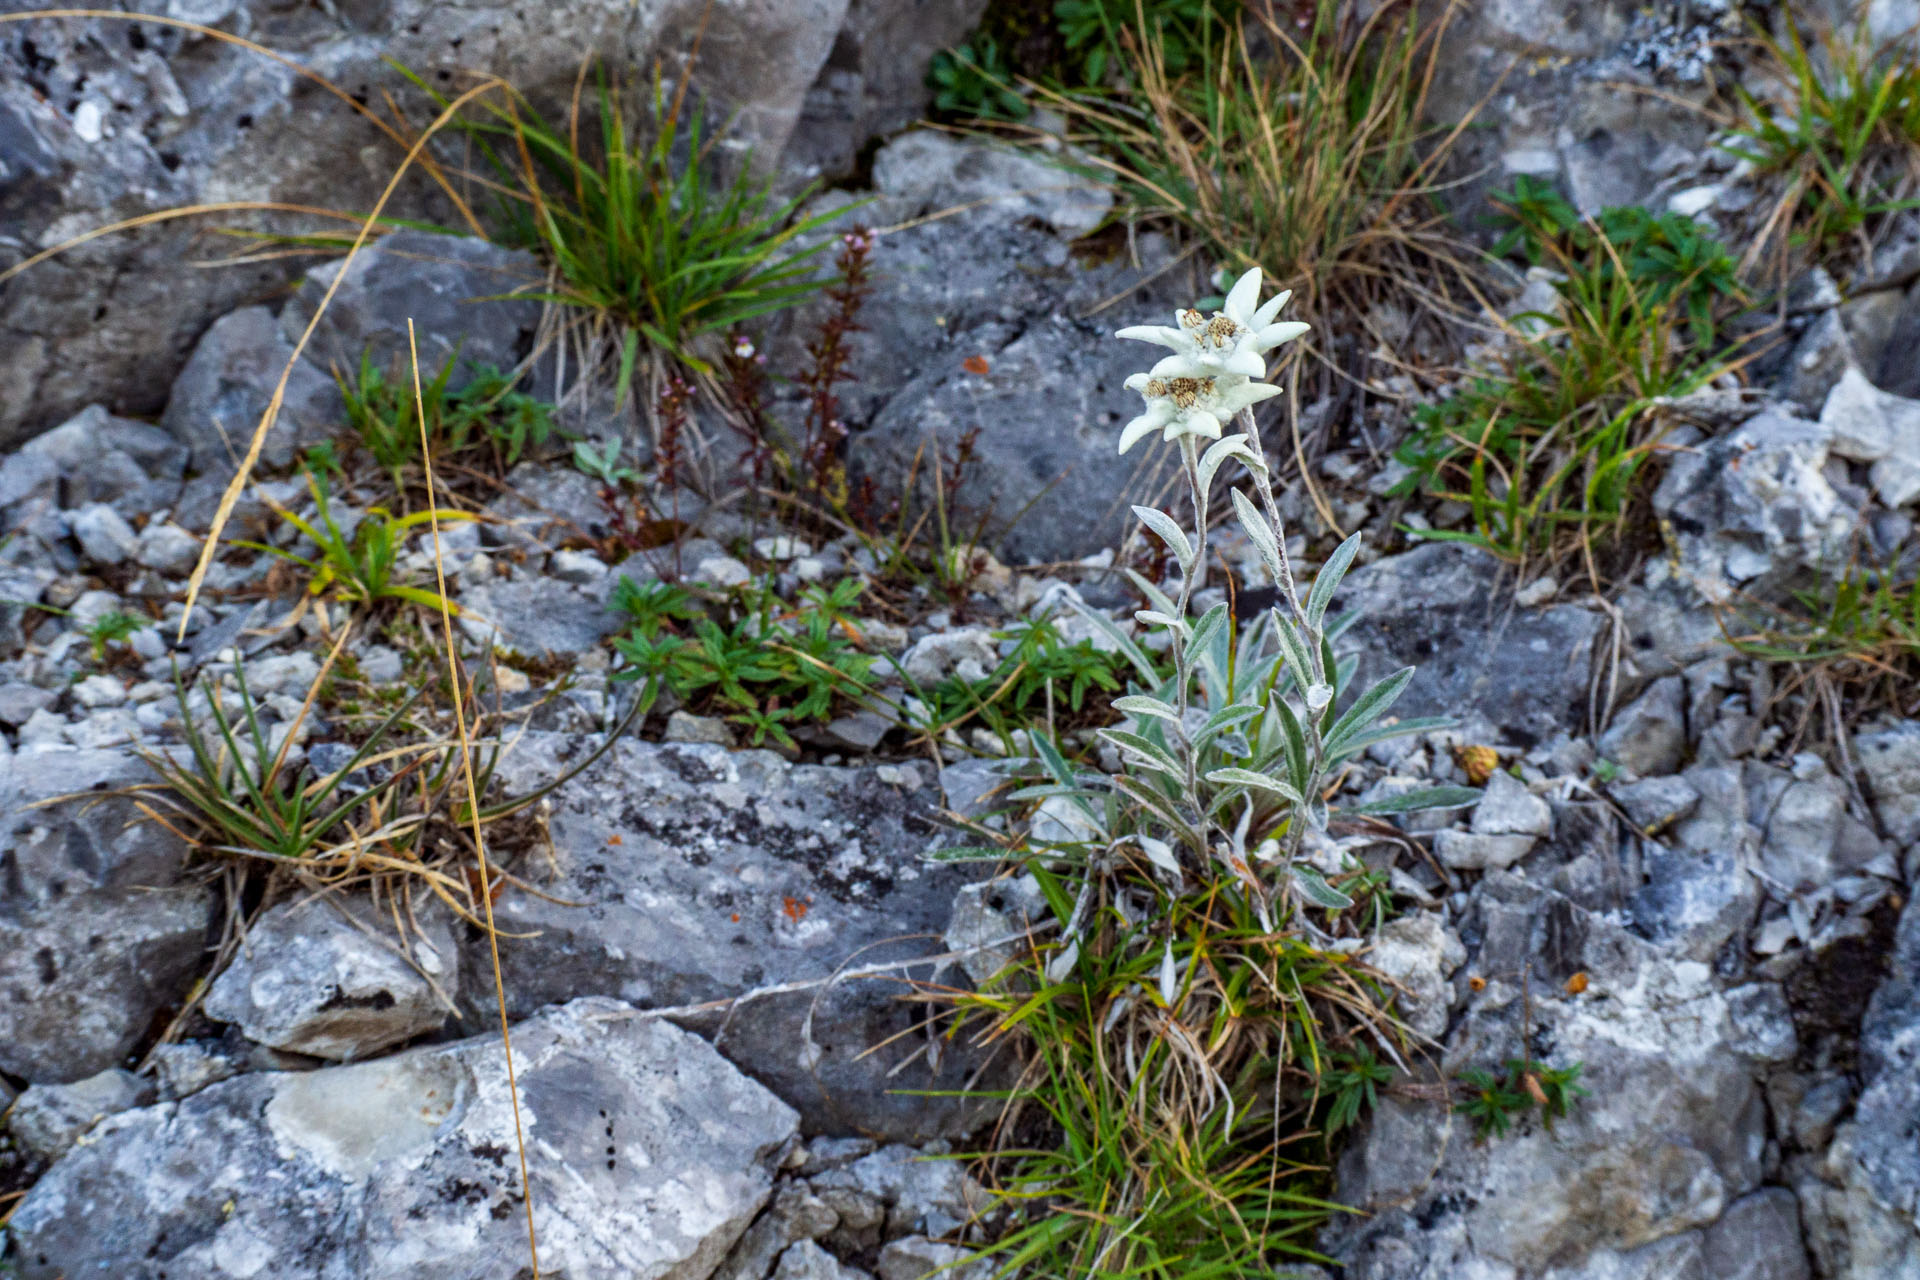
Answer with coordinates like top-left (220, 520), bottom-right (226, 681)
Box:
top-left (1114, 266), bottom-right (1310, 381)
top-left (1118, 371), bottom-right (1281, 455)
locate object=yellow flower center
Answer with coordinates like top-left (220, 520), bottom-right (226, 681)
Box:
top-left (1148, 375), bottom-right (1212, 409)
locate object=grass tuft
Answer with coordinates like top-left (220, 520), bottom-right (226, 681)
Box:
top-left (1392, 182), bottom-right (1746, 568)
top-left (1730, 15), bottom-right (1920, 274)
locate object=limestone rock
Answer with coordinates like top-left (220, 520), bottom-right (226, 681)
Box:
top-left (473, 734), bottom-right (986, 1139)
top-left (1651, 407), bottom-right (1861, 603)
top-left (1857, 721), bottom-right (1920, 849)
top-left (204, 896), bottom-right (459, 1061)
top-left (1335, 544), bottom-right (1602, 749)
top-left (0, 748), bottom-right (215, 1083)
top-left (8, 998), bottom-right (800, 1280)
top-left (7, 1067), bottom-right (153, 1161)
top-left (1333, 876), bottom-right (1765, 1276)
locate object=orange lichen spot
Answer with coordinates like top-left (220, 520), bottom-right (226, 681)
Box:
top-left (782, 896), bottom-right (811, 924)
top-left (1565, 971), bottom-right (1589, 995)
top-left (1469, 975), bottom-right (1487, 992)
top-left (607, 833), bottom-right (623, 846)
top-left (962, 355), bottom-right (990, 375)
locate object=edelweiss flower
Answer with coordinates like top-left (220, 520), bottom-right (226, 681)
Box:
top-left (1115, 266), bottom-right (1310, 381)
top-left (1118, 371), bottom-right (1280, 454)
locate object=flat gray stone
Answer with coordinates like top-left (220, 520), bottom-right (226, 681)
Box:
top-left (0, 748), bottom-right (214, 1083)
top-left (473, 734), bottom-right (987, 1139)
top-left (1472, 770), bottom-right (1553, 838)
top-left (205, 896), bottom-right (459, 1061)
top-left (8, 998), bottom-right (800, 1280)
top-left (7, 1067), bottom-right (153, 1161)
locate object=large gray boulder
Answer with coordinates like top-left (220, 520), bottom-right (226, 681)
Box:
top-left (0, 747), bottom-right (215, 1083)
top-left (473, 733), bottom-right (987, 1139)
top-left (7, 997), bottom-right (801, 1280)
top-left (0, 0), bottom-right (858, 446)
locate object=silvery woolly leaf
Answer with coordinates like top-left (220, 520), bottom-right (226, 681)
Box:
top-left (1230, 488), bottom-right (1284, 585)
top-left (1205, 767), bottom-right (1305, 805)
top-left (1123, 568), bottom-right (1180, 620)
top-left (1159, 942), bottom-right (1178, 1006)
top-left (1046, 936), bottom-right (1081, 984)
top-left (1134, 835), bottom-right (1182, 878)
top-left (1136, 610), bottom-right (1191, 636)
top-left (1133, 506), bottom-right (1195, 569)
top-left (1306, 532), bottom-right (1363, 631)
top-left (1292, 864), bottom-right (1353, 910)
top-left (1114, 694), bottom-right (1183, 725)
top-left (1198, 434), bottom-right (1262, 493)
top-left (1346, 785), bottom-right (1481, 816)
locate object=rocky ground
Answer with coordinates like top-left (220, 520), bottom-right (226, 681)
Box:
top-left (4, 2), bottom-right (1920, 1279)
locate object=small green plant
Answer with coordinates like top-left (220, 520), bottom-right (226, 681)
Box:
top-left (1724, 559), bottom-right (1920, 709)
top-left (1393, 185), bottom-right (1743, 561)
top-left (929, 35), bottom-right (1029, 120)
top-left (243, 473), bottom-right (472, 614)
top-left (608, 576), bottom-right (878, 749)
top-left (82, 610), bottom-right (147, 663)
top-left (409, 64), bottom-right (848, 397)
top-left (572, 439), bottom-right (640, 486)
top-left (1456, 1059), bottom-right (1588, 1141)
top-left (1053, 0), bottom-right (1235, 85)
top-left (1729, 17), bottom-right (1920, 268)
top-left (141, 654), bottom-right (640, 885)
top-left (142, 660), bottom-right (431, 862)
top-left (338, 349), bottom-right (557, 492)
top-left (1038, 0), bottom-right (1475, 331)
top-left (610, 575), bottom-right (703, 638)
top-left (912, 615), bottom-right (1139, 743)
top-left (1321, 1044), bottom-right (1397, 1138)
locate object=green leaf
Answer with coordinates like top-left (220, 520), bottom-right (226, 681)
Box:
top-left (1205, 767), bottom-right (1304, 805)
top-left (1231, 488), bottom-right (1284, 587)
top-left (1099, 729), bottom-right (1186, 779)
top-left (1132, 505), bottom-right (1195, 568)
top-left (1306, 533), bottom-right (1362, 632)
top-left (1347, 786), bottom-right (1482, 816)
top-left (1323, 716), bottom-right (1453, 764)
top-left (1292, 864), bottom-right (1354, 910)
top-left (923, 844), bottom-right (1015, 863)
top-left (1324, 666), bottom-right (1415, 754)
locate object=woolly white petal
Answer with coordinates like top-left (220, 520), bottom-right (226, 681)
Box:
top-left (1217, 380), bottom-right (1283, 413)
top-left (1177, 410), bottom-right (1224, 442)
top-left (1119, 413), bottom-right (1165, 455)
top-left (1223, 349), bottom-right (1267, 379)
top-left (1223, 268), bottom-right (1263, 325)
top-left (1148, 353), bottom-right (1210, 379)
top-left (1252, 321), bottom-right (1310, 352)
top-left (1115, 325), bottom-right (1187, 350)
top-left (1251, 289), bottom-right (1293, 329)
top-left (1124, 372), bottom-right (1153, 392)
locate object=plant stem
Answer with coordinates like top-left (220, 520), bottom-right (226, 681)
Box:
top-left (1174, 433), bottom-right (1211, 804)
